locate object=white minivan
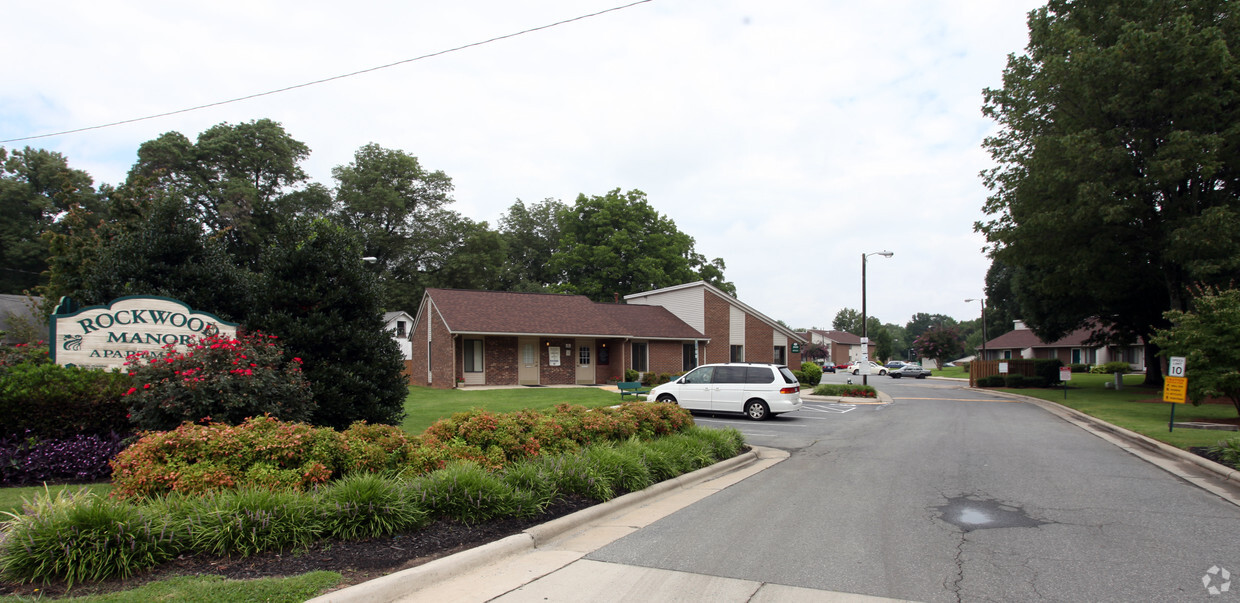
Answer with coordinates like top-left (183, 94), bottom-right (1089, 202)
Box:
top-left (646, 363), bottom-right (802, 420)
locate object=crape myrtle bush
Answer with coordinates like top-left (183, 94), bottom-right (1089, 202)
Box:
top-left (0, 343), bottom-right (131, 439)
top-left (110, 402), bottom-right (696, 500)
top-left (0, 431), bottom-right (132, 486)
top-left (123, 331), bottom-right (314, 431)
top-left (0, 425), bottom-right (745, 585)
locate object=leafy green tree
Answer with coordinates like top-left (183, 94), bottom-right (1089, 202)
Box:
top-left (873, 327), bottom-right (893, 363)
top-left (0, 147), bottom-right (100, 294)
top-left (68, 190), bottom-right (251, 321)
top-left (831, 308), bottom-right (881, 337)
top-left (126, 119), bottom-right (315, 263)
top-left (331, 143), bottom-right (458, 310)
top-left (498, 198), bottom-right (568, 291)
top-left (550, 189), bottom-right (734, 301)
top-left (905, 313), bottom-right (957, 344)
top-left (1151, 287), bottom-right (1240, 415)
top-left (977, 0), bottom-right (1240, 385)
top-left (249, 218), bottom-right (407, 430)
top-left (913, 326), bottom-right (964, 370)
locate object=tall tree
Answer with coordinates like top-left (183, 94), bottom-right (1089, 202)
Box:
top-left (977, 0), bottom-right (1240, 385)
top-left (498, 198), bottom-right (567, 292)
top-left (0, 147), bottom-right (100, 294)
top-left (832, 308), bottom-right (883, 338)
top-left (905, 313), bottom-right (957, 343)
top-left (249, 218), bottom-right (407, 429)
top-left (126, 119), bottom-right (314, 264)
top-left (550, 189), bottom-right (735, 301)
top-left (331, 143), bottom-right (458, 310)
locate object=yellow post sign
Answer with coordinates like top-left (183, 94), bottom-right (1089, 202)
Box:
top-left (1163, 376), bottom-right (1188, 404)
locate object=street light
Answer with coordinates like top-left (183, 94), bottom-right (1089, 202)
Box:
top-left (965, 298), bottom-right (987, 361)
top-left (861, 250), bottom-right (893, 386)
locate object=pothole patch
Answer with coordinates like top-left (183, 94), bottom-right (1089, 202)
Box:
top-left (935, 496), bottom-right (1049, 532)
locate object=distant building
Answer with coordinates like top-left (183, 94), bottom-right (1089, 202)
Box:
top-left (982, 320), bottom-right (1145, 370)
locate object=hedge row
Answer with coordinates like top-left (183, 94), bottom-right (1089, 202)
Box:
top-left (1, 427), bottom-right (745, 586)
top-left (110, 403), bottom-right (695, 500)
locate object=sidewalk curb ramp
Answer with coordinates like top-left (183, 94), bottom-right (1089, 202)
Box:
top-left (309, 448), bottom-right (765, 603)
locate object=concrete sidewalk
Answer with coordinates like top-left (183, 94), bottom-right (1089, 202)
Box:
top-left (308, 445), bottom-right (912, 603)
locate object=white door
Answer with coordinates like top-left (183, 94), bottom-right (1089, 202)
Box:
top-left (518, 337), bottom-right (539, 385)
top-left (675, 365), bottom-right (714, 410)
top-left (576, 339), bottom-right (595, 385)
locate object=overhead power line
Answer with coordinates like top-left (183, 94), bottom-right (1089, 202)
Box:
top-left (2, 0), bottom-right (653, 144)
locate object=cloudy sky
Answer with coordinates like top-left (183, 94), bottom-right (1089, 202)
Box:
top-left (3, 0), bottom-right (1043, 331)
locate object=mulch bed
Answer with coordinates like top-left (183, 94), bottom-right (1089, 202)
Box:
top-left (0, 494), bottom-right (597, 600)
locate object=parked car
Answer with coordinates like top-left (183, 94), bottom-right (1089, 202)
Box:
top-left (834, 363), bottom-right (851, 370)
top-left (820, 363), bottom-right (836, 373)
top-left (884, 361), bottom-right (906, 370)
top-left (647, 363), bottom-right (803, 420)
top-left (847, 361), bottom-right (887, 375)
top-left (889, 363), bottom-right (932, 379)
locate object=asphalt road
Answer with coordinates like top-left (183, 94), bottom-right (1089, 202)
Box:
top-left (585, 375), bottom-right (1240, 602)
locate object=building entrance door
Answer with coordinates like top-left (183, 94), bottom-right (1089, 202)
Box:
top-left (518, 337), bottom-right (539, 385)
top-left (576, 339), bottom-right (595, 384)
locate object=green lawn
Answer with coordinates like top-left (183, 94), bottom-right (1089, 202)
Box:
top-left (0, 482), bottom-right (112, 518)
top-left (993, 372), bottom-right (1240, 450)
top-left (932, 365), bottom-right (969, 379)
top-left (401, 385), bottom-right (631, 436)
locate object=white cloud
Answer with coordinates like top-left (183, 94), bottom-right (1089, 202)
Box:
top-left (1, 0), bottom-right (1043, 328)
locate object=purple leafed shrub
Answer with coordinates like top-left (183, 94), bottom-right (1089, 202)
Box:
top-left (0, 431), bottom-right (133, 486)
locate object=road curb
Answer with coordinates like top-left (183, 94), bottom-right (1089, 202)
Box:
top-left (308, 448), bottom-right (763, 603)
top-left (985, 389), bottom-right (1240, 487)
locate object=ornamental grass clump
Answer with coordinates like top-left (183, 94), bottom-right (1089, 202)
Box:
top-left (168, 488), bottom-right (324, 557)
top-left (580, 444), bottom-right (653, 494)
top-left (123, 331), bottom-right (314, 432)
top-left (409, 461), bottom-right (530, 525)
top-left (318, 473), bottom-right (429, 540)
top-left (0, 493), bottom-right (177, 586)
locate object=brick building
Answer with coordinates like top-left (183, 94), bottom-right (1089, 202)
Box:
top-left (409, 282), bottom-right (806, 388)
top-left (624, 281), bottom-right (805, 369)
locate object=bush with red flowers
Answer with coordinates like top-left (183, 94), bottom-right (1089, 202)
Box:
top-left (123, 332), bottom-right (314, 431)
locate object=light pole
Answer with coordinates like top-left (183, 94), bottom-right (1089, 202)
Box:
top-left (965, 297), bottom-right (987, 361)
top-left (861, 250), bottom-right (893, 385)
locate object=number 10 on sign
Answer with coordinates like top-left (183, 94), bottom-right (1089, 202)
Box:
top-left (1166, 357), bottom-right (1187, 431)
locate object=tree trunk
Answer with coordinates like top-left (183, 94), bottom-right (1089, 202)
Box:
top-left (1142, 341), bottom-right (1163, 387)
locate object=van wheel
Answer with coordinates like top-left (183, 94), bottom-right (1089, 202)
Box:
top-left (657, 394), bottom-right (677, 404)
top-left (744, 400), bottom-right (770, 421)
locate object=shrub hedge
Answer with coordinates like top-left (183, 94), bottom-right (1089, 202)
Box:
top-left (0, 361), bottom-right (132, 440)
top-left (812, 384), bottom-right (878, 398)
top-left (0, 425), bottom-right (744, 585)
top-left (110, 403), bottom-right (695, 500)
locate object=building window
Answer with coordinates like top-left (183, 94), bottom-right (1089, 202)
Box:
top-left (730, 345), bottom-right (744, 362)
top-left (464, 339), bottom-right (483, 373)
top-left (579, 346), bottom-right (591, 366)
top-left (395, 320), bottom-right (407, 337)
top-left (682, 343), bottom-right (697, 371)
top-left (773, 345), bottom-right (786, 365)
top-left (599, 344), bottom-right (610, 365)
top-left (633, 342), bottom-right (648, 372)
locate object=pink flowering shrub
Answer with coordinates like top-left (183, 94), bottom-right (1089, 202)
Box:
top-left (123, 332), bottom-right (314, 431)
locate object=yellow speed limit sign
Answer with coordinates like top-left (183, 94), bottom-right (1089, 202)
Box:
top-left (1163, 376), bottom-right (1188, 404)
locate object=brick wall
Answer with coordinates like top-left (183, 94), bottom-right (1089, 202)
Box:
top-left (540, 338), bottom-right (575, 385)
top-left (429, 312), bottom-right (454, 388)
top-left (648, 341), bottom-right (683, 376)
top-left (409, 301), bottom-right (455, 389)
top-left (486, 336), bottom-right (518, 385)
top-left (702, 292), bottom-right (731, 364)
top-left (746, 320), bottom-right (774, 363)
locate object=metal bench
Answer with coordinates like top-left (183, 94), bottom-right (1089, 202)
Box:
top-left (617, 381), bottom-right (649, 399)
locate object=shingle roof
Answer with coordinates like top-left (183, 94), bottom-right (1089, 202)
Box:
top-left (424, 289), bottom-right (705, 339)
top-left (806, 329), bottom-right (864, 345)
top-left (603, 303), bottom-right (707, 340)
top-left (985, 324), bottom-right (1112, 349)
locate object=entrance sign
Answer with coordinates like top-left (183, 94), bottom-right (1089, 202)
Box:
top-left (50, 296), bottom-right (238, 371)
top-left (1163, 376), bottom-right (1188, 404)
top-left (1059, 367), bottom-right (1072, 382)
